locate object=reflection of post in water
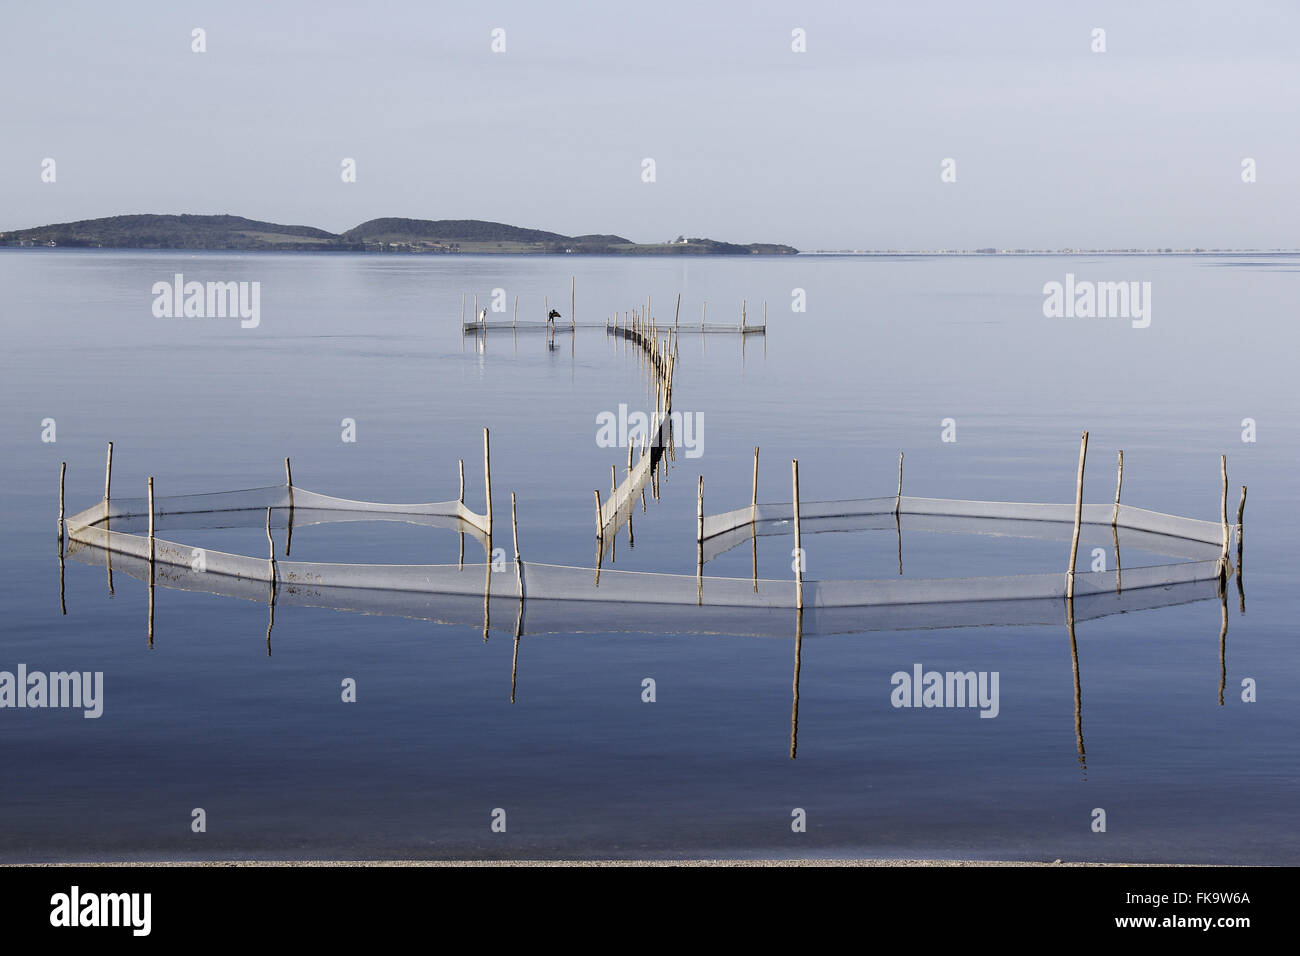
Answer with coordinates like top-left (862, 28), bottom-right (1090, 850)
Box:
top-left (895, 511), bottom-right (903, 576)
top-left (1112, 524), bottom-right (1123, 595)
top-left (510, 598), bottom-right (524, 704)
top-left (147, 477), bottom-right (156, 649)
top-left (790, 608), bottom-right (804, 760)
top-left (265, 506), bottom-right (278, 656)
top-left (104, 442), bottom-right (115, 596)
top-left (1235, 485), bottom-right (1247, 615)
top-left (265, 585), bottom-right (275, 657)
top-left (482, 553), bottom-right (491, 644)
top-left (58, 532), bottom-right (67, 617)
top-left (1218, 585), bottom-right (1228, 707)
top-left (1066, 597), bottom-right (1085, 773)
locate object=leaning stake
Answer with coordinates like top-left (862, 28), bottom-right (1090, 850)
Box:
top-left (1112, 450), bottom-right (1123, 527)
top-left (1066, 431), bottom-right (1089, 599)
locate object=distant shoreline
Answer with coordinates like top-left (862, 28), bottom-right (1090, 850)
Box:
top-left (4, 246), bottom-right (1296, 258)
top-left (0, 214), bottom-right (797, 257)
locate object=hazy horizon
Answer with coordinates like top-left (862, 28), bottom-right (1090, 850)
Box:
top-left (2, 0), bottom-right (1296, 249)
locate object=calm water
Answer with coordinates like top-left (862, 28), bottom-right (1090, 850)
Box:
top-left (1, 250), bottom-right (1296, 862)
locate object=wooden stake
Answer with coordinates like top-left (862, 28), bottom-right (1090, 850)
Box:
top-left (751, 446), bottom-right (760, 523)
top-left (674, 293), bottom-right (680, 332)
top-left (611, 464), bottom-right (617, 498)
top-left (513, 295), bottom-right (518, 329)
top-left (696, 474), bottom-right (704, 604)
top-left (594, 490), bottom-right (603, 538)
top-left (792, 459), bottom-right (803, 610)
top-left (763, 300), bottom-right (767, 328)
top-left (1219, 455), bottom-right (1229, 573)
top-left (895, 452), bottom-right (904, 516)
top-left (483, 427), bottom-right (493, 537)
top-left (1112, 450), bottom-right (1123, 527)
top-left (461, 293), bottom-right (465, 327)
top-left (571, 276), bottom-right (575, 331)
top-left (511, 491), bottom-right (522, 596)
top-left (147, 477), bottom-right (155, 565)
top-left (104, 441), bottom-right (113, 501)
top-left (58, 461), bottom-right (65, 541)
top-left (741, 299), bottom-right (746, 332)
top-left (285, 457), bottom-right (294, 511)
top-left (473, 293), bottom-right (478, 327)
top-left (697, 475), bottom-right (704, 543)
top-left (458, 458), bottom-right (465, 505)
top-left (1066, 431), bottom-right (1088, 599)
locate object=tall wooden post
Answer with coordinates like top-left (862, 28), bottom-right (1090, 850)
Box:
top-left (483, 427), bottom-right (493, 537)
top-left (792, 459), bottom-right (803, 610)
top-left (511, 491), bottom-right (523, 598)
top-left (696, 476), bottom-right (704, 543)
top-left (458, 458), bottom-right (465, 505)
top-left (147, 477), bottom-right (156, 565)
top-left (1066, 431), bottom-right (1089, 599)
top-left (1219, 455), bottom-right (1229, 575)
top-left (104, 441), bottom-right (114, 501)
top-left (895, 452), bottom-right (904, 516)
top-left (571, 276), bottom-right (575, 331)
top-left (594, 490), bottom-right (603, 539)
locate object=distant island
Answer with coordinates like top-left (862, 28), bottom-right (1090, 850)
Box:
top-left (0, 214), bottom-right (798, 256)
